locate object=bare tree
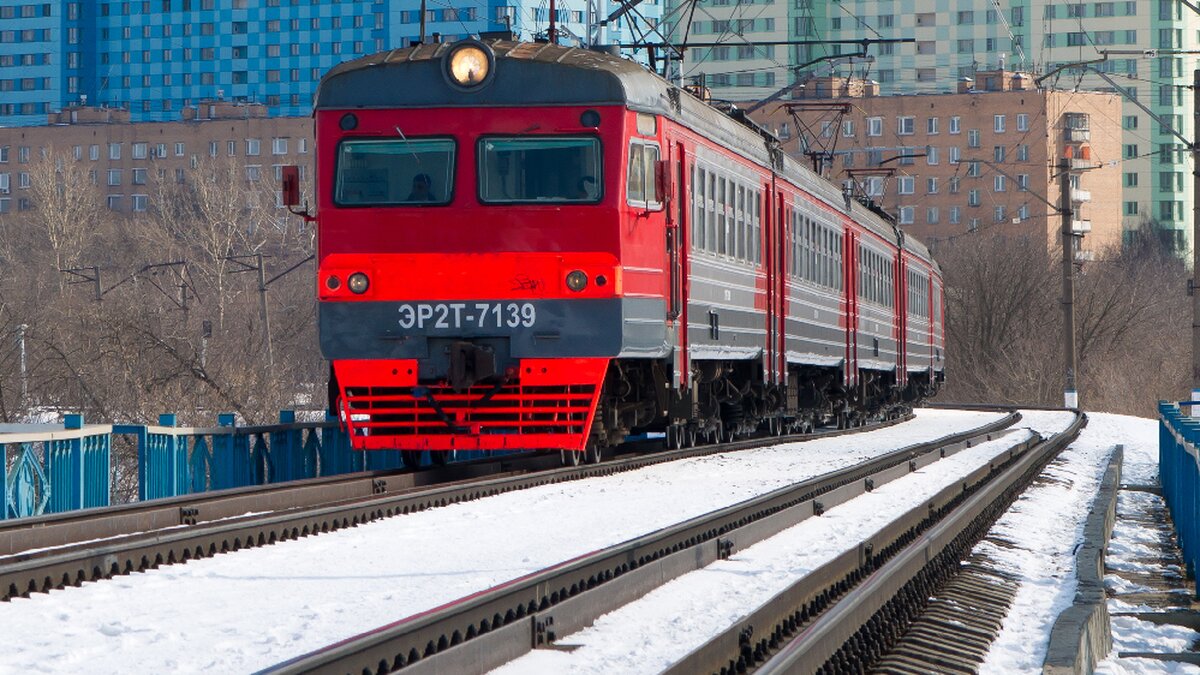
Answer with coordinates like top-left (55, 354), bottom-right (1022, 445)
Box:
top-left (23, 149), bottom-right (105, 288)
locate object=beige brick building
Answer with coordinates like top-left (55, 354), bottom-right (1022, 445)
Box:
top-left (751, 71), bottom-right (1123, 258)
top-left (0, 101), bottom-right (313, 215)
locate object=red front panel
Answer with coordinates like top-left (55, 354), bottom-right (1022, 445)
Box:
top-left (334, 358), bottom-right (608, 450)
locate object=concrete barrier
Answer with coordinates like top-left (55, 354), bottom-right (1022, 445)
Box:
top-left (1042, 444), bottom-right (1122, 675)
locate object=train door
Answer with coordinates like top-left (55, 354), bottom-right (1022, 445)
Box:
top-left (668, 141), bottom-right (688, 389)
top-left (772, 183), bottom-right (785, 386)
top-left (895, 253), bottom-right (908, 388)
top-left (844, 227), bottom-right (858, 389)
top-left (763, 185), bottom-right (774, 385)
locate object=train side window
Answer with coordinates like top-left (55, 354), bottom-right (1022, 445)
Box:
top-left (693, 166), bottom-right (705, 250)
top-left (716, 176), bottom-right (727, 255)
top-left (626, 141), bottom-right (661, 209)
top-left (735, 185), bottom-right (745, 260)
top-left (753, 191), bottom-right (761, 264)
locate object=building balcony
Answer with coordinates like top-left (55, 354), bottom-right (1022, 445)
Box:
top-left (1075, 249), bottom-right (1096, 262)
top-left (1071, 219), bottom-right (1092, 234)
top-left (1064, 127), bottom-right (1090, 142)
top-left (1070, 188), bottom-right (1091, 203)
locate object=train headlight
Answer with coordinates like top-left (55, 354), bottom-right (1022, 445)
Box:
top-left (447, 43), bottom-right (491, 87)
top-left (348, 272), bottom-right (370, 294)
top-left (325, 275), bottom-right (341, 291)
top-left (565, 270), bottom-right (588, 292)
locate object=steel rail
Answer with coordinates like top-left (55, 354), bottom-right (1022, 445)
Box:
top-left (666, 409), bottom-right (1085, 675)
top-left (263, 412), bottom-right (1021, 675)
top-left (0, 413), bottom-right (923, 601)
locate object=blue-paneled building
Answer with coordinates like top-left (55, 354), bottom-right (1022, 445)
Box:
top-left (0, 0), bottom-right (662, 127)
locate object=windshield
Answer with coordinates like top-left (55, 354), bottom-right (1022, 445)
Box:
top-left (335, 138), bottom-right (455, 206)
top-left (478, 137), bottom-right (602, 203)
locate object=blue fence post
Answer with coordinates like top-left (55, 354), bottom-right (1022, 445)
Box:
top-left (272, 410), bottom-right (299, 483)
top-left (212, 413), bottom-right (238, 490)
top-left (159, 414), bottom-right (187, 498)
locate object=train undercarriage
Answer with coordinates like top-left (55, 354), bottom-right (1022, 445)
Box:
top-left (577, 357), bottom-right (943, 464)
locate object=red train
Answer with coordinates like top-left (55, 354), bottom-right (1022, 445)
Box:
top-left (300, 39), bottom-right (944, 463)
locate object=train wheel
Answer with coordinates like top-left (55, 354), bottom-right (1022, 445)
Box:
top-left (584, 442), bottom-right (604, 464)
top-left (666, 426), bottom-right (681, 450)
top-left (431, 451), bottom-right (451, 466)
top-left (560, 449), bottom-right (582, 467)
top-left (401, 450), bottom-right (423, 469)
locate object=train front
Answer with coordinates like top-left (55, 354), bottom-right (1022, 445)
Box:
top-left (313, 40), bottom-right (649, 454)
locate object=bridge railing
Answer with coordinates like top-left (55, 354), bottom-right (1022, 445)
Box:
top-left (1, 412), bottom-right (410, 520)
top-left (2, 415), bottom-right (113, 520)
top-left (1159, 401), bottom-right (1200, 580)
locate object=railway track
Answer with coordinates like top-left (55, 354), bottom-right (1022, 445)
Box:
top-left (263, 411), bottom-right (1026, 675)
top-left (0, 412), bottom-right (929, 602)
top-left (664, 408), bottom-right (1085, 675)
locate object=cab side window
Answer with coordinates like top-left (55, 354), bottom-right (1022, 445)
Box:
top-left (627, 141), bottom-right (661, 208)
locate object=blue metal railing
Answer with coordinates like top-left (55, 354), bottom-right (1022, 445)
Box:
top-left (1, 411), bottom-right (512, 521)
top-left (1159, 401), bottom-right (1200, 582)
top-left (2, 415), bottom-right (113, 519)
top-left (1, 412), bottom-right (402, 520)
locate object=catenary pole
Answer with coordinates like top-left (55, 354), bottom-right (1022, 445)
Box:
top-left (1192, 68), bottom-right (1200, 415)
top-left (1060, 158), bottom-right (1078, 409)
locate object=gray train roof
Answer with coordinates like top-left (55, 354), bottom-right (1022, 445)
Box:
top-left (315, 40), bottom-right (939, 274)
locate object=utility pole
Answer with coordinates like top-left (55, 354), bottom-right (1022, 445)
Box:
top-left (1193, 68), bottom-right (1200, 416)
top-left (255, 253), bottom-right (275, 372)
top-left (1059, 158), bottom-right (1078, 409)
top-left (548, 0), bottom-right (557, 44)
top-left (16, 323), bottom-right (27, 410)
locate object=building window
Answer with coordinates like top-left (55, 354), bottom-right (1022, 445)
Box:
top-left (1017, 145), bottom-right (1029, 161)
top-left (132, 194), bottom-right (148, 211)
top-left (1018, 174), bottom-right (1029, 191)
top-left (927, 207), bottom-right (939, 224)
top-left (109, 143), bottom-right (121, 160)
top-left (968, 189), bottom-right (980, 206)
top-left (948, 146), bottom-right (960, 164)
top-left (897, 176), bottom-right (914, 194)
top-left (994, 205), bottom-right (1006, 222)
top-left (867, 117), bottom-right (883, 136)
top-left (897, 116), bottom-right (914, 135)
top-left (949, 206), bottom-right (961, 224)
top-left (273, 138), bottom-right (288, 155)
top-left (108, 169), bottom-right (121, 186)
top-left (949, 116), bottom-right (961, 134)
top-left (927, 117), bottom-right (938, 135)
top-left (1124, 172), bottom-right (1138, 187)
top-left (246, 139), bottom-right (261, 156)
top-left (1125, 201), bottom-right (1138, 215)
top-left (967, 129), bottom-right (980, 148)
top-left (994, 175), bottom-right (1006, 192)
top-left (926, 146), bottom-right (939, 165)
top-left (132, 168), bottom-right (147, 185)
top-left (1016, 113), bottom-right (1029, 131)
top-left (993, 146), bottom-right (1006, 162)
top-left (927, 177), bottom-right (938, 194)
top-left (898, 206), bottom-right (914, 224)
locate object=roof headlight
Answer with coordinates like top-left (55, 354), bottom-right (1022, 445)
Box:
top-left (448, 43), bottom-right (491, 88)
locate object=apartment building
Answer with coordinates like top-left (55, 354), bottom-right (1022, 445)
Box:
top-left (0, 0), bottom-right (662, 126)
top-left (808, 0), bottom-right (1198, 250)
top-left (663, 0), bottom-right (1197, 251)
top-left (750, 71), bottom-right (1124, 258)
top-left (0, 102), bottom-right (312, 214)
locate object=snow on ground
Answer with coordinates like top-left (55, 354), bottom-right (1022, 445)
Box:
top-left (1095, 420), bottom-right (1200, 675)
top-left (0, 409), bottom-right (1002, 673)
top-left (980, 413), bottom-right (1167, 674)
top-left (491, 427), bottom-right (1044, 675)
